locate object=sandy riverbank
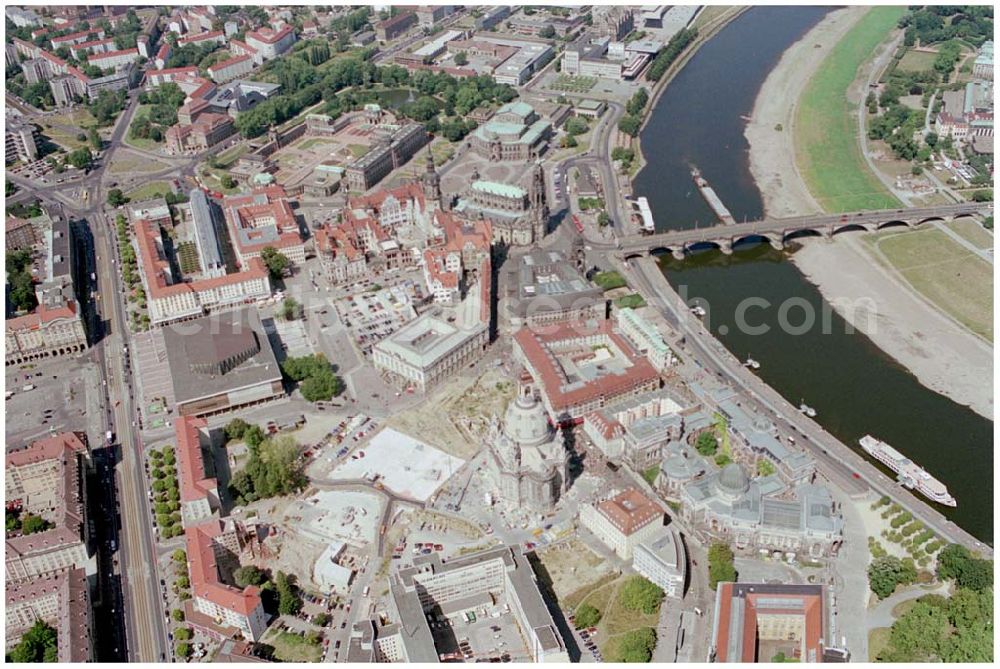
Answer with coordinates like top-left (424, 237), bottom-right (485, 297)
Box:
top-left (745, 8), bottom-right (994, 420)
top-left (793, 236), bottom-right (993, 419)
top-left (744, 6), bottom-right (867, 217)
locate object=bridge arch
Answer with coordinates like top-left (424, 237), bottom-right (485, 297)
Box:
top-left (732, 233), bottom-right (774, 249)
top-left (876, 219), bottom-right (910, 231)
top-left (685, 240), bottom-right (724, 254)
top-left (832, 223), bottom-right (871, 236)
top-left (623, 251), bottom-right (646, 262)
top-left (915, 216), bottom-right (945, 226)
top-left (783, 228), bottom-right (823, 244)
top-left (648, 246), bottom-right (676, 257)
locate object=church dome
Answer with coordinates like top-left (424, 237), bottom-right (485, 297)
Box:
top-left (717, 462), bottom-right (750, 498)
top-left (503, 393), bottom-right (552, 447)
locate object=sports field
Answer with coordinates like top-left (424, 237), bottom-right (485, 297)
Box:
top-left (794, 6), bottom-right (904, 212)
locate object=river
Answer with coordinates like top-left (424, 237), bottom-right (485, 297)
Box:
top-left (634, 6), bottom-right (993, 544)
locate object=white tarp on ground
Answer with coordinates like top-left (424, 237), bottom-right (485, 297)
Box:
top-left (328, 427), bottom-right (465, 502)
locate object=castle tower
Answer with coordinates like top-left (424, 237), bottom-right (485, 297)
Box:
top-left (422, 151), bottom-right (441, 207)
top-left (528, 161), bottom-right (548, 241)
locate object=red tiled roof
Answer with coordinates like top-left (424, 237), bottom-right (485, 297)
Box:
top-left (595, 487), bottom-right (662, 536)
top-left (247, 24), bottom-right (293, 45)
top-left (6, 301), bottom-right (79, 332)
top-left (179, 29), bottom-right (224, 45)
top-left (514, 320), bottom-right (660, 413)
top-left (175, 416), bottom-right (218, 504)
top-left (208, 53), bottom-right (251, 74)
top-left (133, 219), bottom-right (267, 300)
top-left (714, 583), bottom-right (825, 662)
top-left (186, 520), bottom-right (263, 617)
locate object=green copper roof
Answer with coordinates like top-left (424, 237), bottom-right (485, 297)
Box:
top-left (472, 180), bottom-right (526, 199)
top-left (497, 100), bottom-right (534, 118)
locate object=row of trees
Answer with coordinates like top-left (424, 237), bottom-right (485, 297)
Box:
top-left (647, 27), bottom-right (699, 83)
top-left (708, 541), bottom-right (737, 590)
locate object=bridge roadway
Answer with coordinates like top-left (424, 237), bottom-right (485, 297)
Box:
top-left (622, 254), bottom-right (991, 558)
top-left (609, 202), bottom-right (990, 255)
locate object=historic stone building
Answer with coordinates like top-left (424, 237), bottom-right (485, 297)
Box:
top-left (456, 161), bottom-right (549, 246)
top-left (485, 387), bottom-right (569, 513)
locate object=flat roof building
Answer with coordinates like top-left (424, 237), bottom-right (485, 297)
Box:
top-left (162, 308), bottom-right (283, 417)
top-left (505, 249), bottom-right (604, 330)
top-left (372, 310), bottom-right (488, 392)
top-left (633, 525), bottom-right (686, 598)
top-left (379, 545), bottom-right (568, 662)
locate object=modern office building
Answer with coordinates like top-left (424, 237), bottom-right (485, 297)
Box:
top-left (633, 525), bottom-right (686, 598)
top-left (6, 118), bottom-right (39, 163)
top-left (376, 546), bottom-right (569, 662)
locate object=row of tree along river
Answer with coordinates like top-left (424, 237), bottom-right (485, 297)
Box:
top-left (634, 6), bottom-right (992, 544)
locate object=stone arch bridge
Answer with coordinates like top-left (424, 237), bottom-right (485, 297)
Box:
top-left (616, 203), bottom-right (991, 260)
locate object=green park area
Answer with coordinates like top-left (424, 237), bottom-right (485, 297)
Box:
top-left (569, 575), bottom-right (663, 662)
top-left (864, 228), bottom-right (993, 341)
top-left (592, 270), bottom-right (627, 291)
top-left (895, 48), bottom-right (938, 73)
top-left (262, 630), bottom-right (323, 663)
top-left (795, 6), bottom-right (904, 212)
top-left (126, 181), bottom-right (174, 202)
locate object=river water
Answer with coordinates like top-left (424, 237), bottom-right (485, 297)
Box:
top-left (634, 6), bottom-right (993, 544)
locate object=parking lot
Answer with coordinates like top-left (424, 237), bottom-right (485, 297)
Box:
top-left (431, 600), bottom-right (532, 663)
top-left (5, 356), bottom-right (104, 451)
top-left (333, 283), bottom-right (420, 356)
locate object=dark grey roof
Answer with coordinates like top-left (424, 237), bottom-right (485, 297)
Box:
top-left (162, 308), bottom-right (281, 406)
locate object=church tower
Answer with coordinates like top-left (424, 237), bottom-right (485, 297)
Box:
top-left (528, 161), bottom-right (548, 242)
top-left (422, 152), bottom-right (442, 208)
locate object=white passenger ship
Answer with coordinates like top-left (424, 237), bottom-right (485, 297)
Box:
top-left (859, 435), bottom-right (956, 507)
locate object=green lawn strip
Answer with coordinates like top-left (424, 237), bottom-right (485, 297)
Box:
top-left (564, 571), bottom-right (619, 611)
top-left (944, 219), bottom-right (993, 250)
top-left (795, 6), bottom-right (905, 212)
top-left (265, 630), bottom-right (322, 662)
top-left (875, 229), bottom-right (993, 341)
top-left (896, 49), bottom-right (938, 73)
top-left (126, 180), bottom-right (173, 201)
